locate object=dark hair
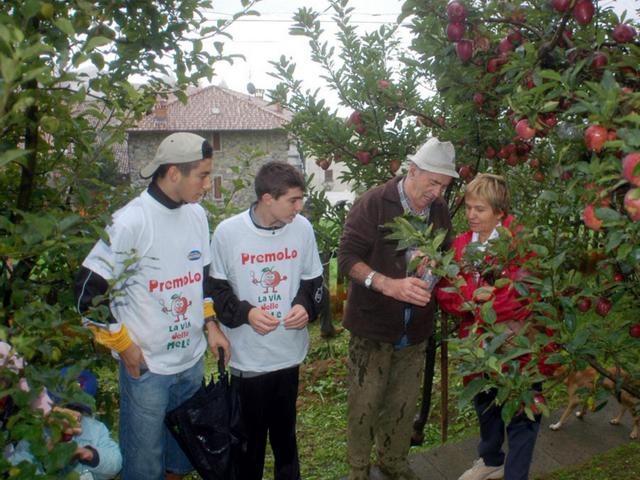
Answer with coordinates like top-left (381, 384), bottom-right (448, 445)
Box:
top-left (151, 139), bottom-right (213, 182)
top-left (255, 161), bottom-right (305, 200)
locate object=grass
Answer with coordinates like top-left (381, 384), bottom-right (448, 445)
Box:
top-left (533, 442), bottom-right (640, 480)
top-left (91, 262), bottom-right (636, 480)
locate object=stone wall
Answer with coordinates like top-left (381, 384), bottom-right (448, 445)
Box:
top-left (127, 129), bottom-right (291, 208)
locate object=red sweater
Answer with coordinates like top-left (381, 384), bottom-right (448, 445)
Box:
top-left (435, 216), bottom-right (558, 380)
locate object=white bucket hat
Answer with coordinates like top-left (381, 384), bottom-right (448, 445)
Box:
top-left (140, 132), bottom-right (208, 179)
top-left (407, 137), bottom-right (459, 178)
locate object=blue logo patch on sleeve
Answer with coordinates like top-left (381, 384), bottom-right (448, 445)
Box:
top-left (187, 250), bottom-right (202, 261)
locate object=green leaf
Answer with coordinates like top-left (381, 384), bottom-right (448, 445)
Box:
top-left (457, 377), bottom-right (487, 408)
top-left (85, 36), bottom-right (112, 52)
top-left (0, 149), bottom-right (29, 168)
top-left (54, 18), bottom-right (75, 36)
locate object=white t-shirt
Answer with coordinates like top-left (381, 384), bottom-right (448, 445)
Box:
top-left (82, 190), bottom-right (210, 374)
top-left (210, 210), bottom-right (323, 372)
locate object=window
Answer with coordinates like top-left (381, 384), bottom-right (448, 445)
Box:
top-left (324, 169), bottom-right (334, 183)
top-left (211, 132), bottom-right (221, 151)
top-left (213, 174), bottom-right (223, 201)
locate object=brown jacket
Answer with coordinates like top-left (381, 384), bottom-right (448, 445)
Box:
top-left (338, 176), bottom-right (453, 344)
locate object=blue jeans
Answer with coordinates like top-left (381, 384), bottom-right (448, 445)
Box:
top-left (119, 358), bottom-right (204, 480)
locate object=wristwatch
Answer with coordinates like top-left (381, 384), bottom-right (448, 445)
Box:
top-left (364, 270), bottom-right (376, 289)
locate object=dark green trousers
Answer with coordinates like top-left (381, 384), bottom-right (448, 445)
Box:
top-left (346, 334), bottom-right (426, 480)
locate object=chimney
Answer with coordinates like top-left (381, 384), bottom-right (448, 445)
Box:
top-left (154, 101), bottom-right (168, 122)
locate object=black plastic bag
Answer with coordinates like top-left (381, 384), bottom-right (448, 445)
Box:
top-left (165, 348), bottom-right (245, 480)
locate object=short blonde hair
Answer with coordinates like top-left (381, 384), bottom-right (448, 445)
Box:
top-left (465, 173), bottom-right (510, 215)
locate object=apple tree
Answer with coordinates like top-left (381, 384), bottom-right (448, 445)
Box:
top-left (270, 0), bottom-right (640, 424)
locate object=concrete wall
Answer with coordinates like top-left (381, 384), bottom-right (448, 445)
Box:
top-left (127, 129), bottom-right (291, 208)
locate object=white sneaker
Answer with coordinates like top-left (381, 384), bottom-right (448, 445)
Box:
top-left (458, 458), bottom-right (504, 480)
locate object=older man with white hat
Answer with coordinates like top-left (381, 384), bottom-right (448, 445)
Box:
top-left (338, 137), bottom-right (458, 480)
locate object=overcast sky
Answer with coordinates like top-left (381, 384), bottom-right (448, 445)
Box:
top-left (206, 0), bottom-right (639, 106)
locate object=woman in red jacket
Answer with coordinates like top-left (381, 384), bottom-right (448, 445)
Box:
top-left (436, 174), bottom-right (545, 480)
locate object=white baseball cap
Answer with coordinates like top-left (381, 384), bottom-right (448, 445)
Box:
top-left (407, 137), bottom-right (459, 178)
top-left (140, 132), bottom-right (208, 179)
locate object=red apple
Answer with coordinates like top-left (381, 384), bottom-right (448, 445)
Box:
top-left (447, 1), bottom-right (467, 22)
top-left (529, 158), bottom-right (541, 168)
top-left (459, 165), bottom-right (473, 180)
top-left (349, 111), bottom-right (362, 125)
top-left (498, 37), bottom-right (513, 54)
top-left (583, 203), bottom-right (603, 231)
top-left (447, 22), bottom-right (465, 42)
top-left (622, 153), bottom-right (640, 186)
top-left (550, 0), bottom-right (572, 13)
top-left (377, 79), bottom-right (391, 89)
top-left (624, 188), bottom-right (640, 221)
top-left (576, 296), bottom-right (592, 312)
top-left (630, 323), bottom-right (640, 338)
top-left (613, 272), bottom-right (625, 282)
top-left (356, 150), bottom-right (371, 165)
top-left (508, 30), bottom-right (523, 46)
top-left (591, 52), bottom-right (608, 70)
top-left (473, 92), bottom-right (484, 107)
top-left (516, 119), bottom-right (536, 140)
top-left (506, 153), bottom-right (519, 166)
top-left (595, 297), bottom-right (612, 317)
top-left (607, 130), bottom-right (618, 141)
top-left (584, 125), bottom-right (608, 152)
top-left (456, 40), bottom-right (473, 62)
top-left (485, 146), bottom-right (497, 159)
top-left (533, 171), bottom-right (545, 182)
top-left (355, 124), bottom-right (368, 135)
top-left (612, 24), bottom-right (637, 44)
top-left (542, 113), bottom-right (558, 129)
top-left (486, 57), bottom-right (504, 73)
top-left (561, 170), bottom-right (572, 181)
top-left (573, 0), bottom-right (595, 26)
top-left (315, 158), bottom-right (331, 170)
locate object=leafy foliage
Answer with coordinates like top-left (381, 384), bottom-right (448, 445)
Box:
top-left (270, 0), bottom-right (640, 424)
top-left (0, 0), bottom-right (260, 476)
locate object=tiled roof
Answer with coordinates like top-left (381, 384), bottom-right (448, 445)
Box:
top-left (128, 84), bottom-right (292, 132)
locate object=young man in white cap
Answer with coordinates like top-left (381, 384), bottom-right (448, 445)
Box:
top-left (75, 132), bottom-right (230, 480)
top-left (338, 137), bottom-right (458, 480)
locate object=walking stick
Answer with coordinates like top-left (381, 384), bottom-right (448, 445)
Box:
top-left (440, 313), bottom-right (449, 443)
top-left (410, 324), bottom-right (438, 446)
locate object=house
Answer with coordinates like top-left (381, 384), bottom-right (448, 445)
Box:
top-left (124, 84), bottom-right (300, 207)
top-left (305, 156), bottom-right (355, 206)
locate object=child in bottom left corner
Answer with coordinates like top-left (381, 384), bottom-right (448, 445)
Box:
top-left (7, 368), bottom-right (123, 480)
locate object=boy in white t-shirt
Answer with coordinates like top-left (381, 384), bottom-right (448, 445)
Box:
top-left (75, 132), bottom-right (229, 480)
top-left (209, 161), bottom-right (323, 480)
